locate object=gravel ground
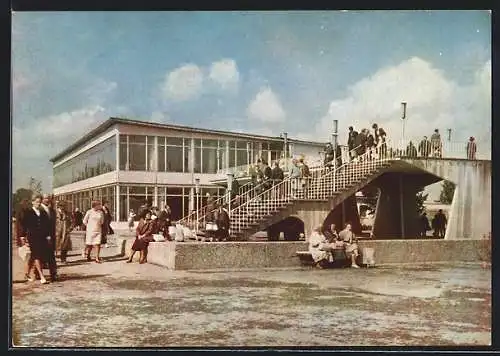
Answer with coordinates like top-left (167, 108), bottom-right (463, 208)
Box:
top-left (11, 239), bottom-right (491, 348)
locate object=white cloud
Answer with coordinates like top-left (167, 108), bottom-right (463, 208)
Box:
top-left (209, 59), bottom-right (240, 90)
top-left (315, 57), bottom-right (491, 157)
top-left (247, 87), bottom-right (286, 123)
top-left (84, 79), bottom-right (117, 105)
top-left (12, 105), bottom-right (110, 191)
top-left (162, 64), bottom-right (203, 101)
top-left (150, 111), bottom-right (169, 123)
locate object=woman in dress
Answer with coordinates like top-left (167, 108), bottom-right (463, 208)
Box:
top-left (308, 225), bottom-right (331, 269)
top-left (19, 194), bottom-right (50, 284)
top-left (82, 200), bottom-right (105, 263)
top-left (126, 210), bottom-right (154, 264)
top-left (55, 201), bottom-right (73, 263)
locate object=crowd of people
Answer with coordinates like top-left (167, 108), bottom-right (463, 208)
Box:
top-left (15, 194), bottom-right (114, 284)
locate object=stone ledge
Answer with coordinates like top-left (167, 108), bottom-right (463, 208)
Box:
top-left (138, 238), bottom-right (490, 271)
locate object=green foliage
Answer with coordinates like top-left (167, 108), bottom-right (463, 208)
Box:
top-left (439, 180), bottom-right (456, 204)
top-left (416, 188), bottom-right (428, 215)
top-left (12, 188), bottom-right (33, 216)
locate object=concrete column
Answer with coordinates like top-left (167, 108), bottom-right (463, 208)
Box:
top-left (372, 173), bottom-right (420, 239)
top-left (225, 140), bottom-right (230, 169)
top-left (323, 195), bottom-right (362, 234)
top-left (115, 185), bottom-right (120, 222)
top-left (115, 132), bottom-right (120, 171)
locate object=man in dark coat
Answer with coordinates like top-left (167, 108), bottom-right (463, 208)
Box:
top-left (271, 161), bottom-right (284, 183)
top-left (419, 212), bottom-right (431, 238)
top-left (41, 194), bottom-right (57, 281)
top-left (433, 209), bottom-right (447, 238)
top-left (347, 126), bottom-right (358, 160)
top-left (418, 136), bottom-right (431, 157)
top-left (101, 201), bottom-right (113, 246)
top-left (215, 204), bottom-right (230, 242)
top-left (262, 161), bottom-right (273, 190)
top-left (406, 141), bottom-right (418, 157)
top-left (354, 129), bottom-right (367, 159)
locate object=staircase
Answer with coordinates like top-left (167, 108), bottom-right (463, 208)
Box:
top-left (228, 150), bottom-right (399, 240)
top-left (177, 147), bottom-right (399, 241)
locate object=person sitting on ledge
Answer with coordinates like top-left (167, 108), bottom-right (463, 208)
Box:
top-left (126, 210), bottom-right (154, 264)
top-left (323, 223), bottom-right (339, 243)
top-left (338, 222), bottom-right (360, 268)
top-left (308, 225), bottom-right (331, 268)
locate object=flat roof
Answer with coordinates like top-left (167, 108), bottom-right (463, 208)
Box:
top-left (50, 117), bottom-right (325, 163)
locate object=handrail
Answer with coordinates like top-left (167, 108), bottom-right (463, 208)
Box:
top-left (228, 145), bottom-right (364, 239)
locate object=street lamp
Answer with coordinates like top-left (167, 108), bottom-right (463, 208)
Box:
top-left (401, 102), bottom-right (407, 148)
top-left (195, 178), bottom-right (200, 232)
top-left (280, 132), bottom-right (288, 171)
top-left (227, 173), bottom-right (234, 217)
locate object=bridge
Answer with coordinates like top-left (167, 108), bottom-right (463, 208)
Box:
top-left (178, 141), bottom-right (491, 241)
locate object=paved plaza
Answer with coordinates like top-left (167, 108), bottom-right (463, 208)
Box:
top-left (11, 241), bottom-right (491, 348)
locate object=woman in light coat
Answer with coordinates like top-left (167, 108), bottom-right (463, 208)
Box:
top-left (82, 200), bottom-right (104, 263)
top-left (308, 225), bottom-right (331, 268)
top-left (55, 201), bottom-right (73, 263)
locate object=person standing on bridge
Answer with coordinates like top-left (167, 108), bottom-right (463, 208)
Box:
top-left (289, 159), bottom-right (301, 199)
top-left (347, 126), bottom-right (358, 161)
top-left (431, 129), bottom-right (442, 158)
top-left (418, 136), bottom-right (431, 157)
top-left (466, 137), bottom-right (477, 160)
top-left (372, 124), bottom-right (387, 159)
top-left (405, 141), bottom-right (418, 158)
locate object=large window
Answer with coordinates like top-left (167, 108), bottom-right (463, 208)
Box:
top-left (128, 135), bottom-right (146, 171)
top-left (53, 136), bottom-right (116, 188)
top-left (202, 139), bottom-right (218, 174)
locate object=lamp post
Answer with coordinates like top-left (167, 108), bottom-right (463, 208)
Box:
top-left (281, 132), bottom-right (288, 171)
top-left (401, 102), bottom-right (407, 148)
top-left (195, 178), bottom-right (200, 232)
top-left (227, 173), bottom-right (234, 218)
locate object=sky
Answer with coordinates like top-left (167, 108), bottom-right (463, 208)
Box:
top-left (12, 10), bottom-right (491, 196)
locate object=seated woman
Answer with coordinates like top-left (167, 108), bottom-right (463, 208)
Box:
top-left (338, 222), bottom-right (360, 268)
top-left (308, 225), bottom-right (331, 268)
top-left (126, 210), bottom-right (154, 264)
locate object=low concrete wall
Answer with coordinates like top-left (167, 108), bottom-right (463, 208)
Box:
top-left (141, 238), bottom-right (490, 270)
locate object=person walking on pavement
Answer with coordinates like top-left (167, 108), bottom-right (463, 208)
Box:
top-left (41, 194), bottom-right (58, 281)
top-left (466, 136), bottom-right (477, 160)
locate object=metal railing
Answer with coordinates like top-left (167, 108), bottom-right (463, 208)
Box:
top-left (228, 145), bottom-right (365, 239)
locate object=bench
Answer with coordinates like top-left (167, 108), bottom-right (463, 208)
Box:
top-left (295, 251), bottom-right (314, 265)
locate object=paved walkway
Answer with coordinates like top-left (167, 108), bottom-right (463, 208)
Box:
top-left (11, 240), bottom-right (491, 347)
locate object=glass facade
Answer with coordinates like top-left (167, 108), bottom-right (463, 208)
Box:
top-left (53, 132), bottom-right (299, 222)
top-left (55, 185), bottom-right (116, 220)
top-left (117, 134), bottom-right (288, 174)
top-left (53, 137), bottom-right (116, 188)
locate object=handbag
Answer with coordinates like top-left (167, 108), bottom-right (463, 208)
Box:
top-left (205, 222), bottom-right (218, 231)
top-left (18, 245), bottom-right (31, 262)
top-left (153, 234), bottom-right (165, 242)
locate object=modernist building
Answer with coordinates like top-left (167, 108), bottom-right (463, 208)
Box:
top-left (51, 117), bottom-right (325, 223)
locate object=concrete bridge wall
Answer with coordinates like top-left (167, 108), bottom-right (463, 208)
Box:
top-left (403, 159), bottom-right (491, 239)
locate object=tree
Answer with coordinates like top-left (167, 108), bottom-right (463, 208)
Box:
top-left (12, 188), bottom-right (33, 216)
top-left (439, 180), bottom-right (456, 204)
top-left (28, 177), bottom-right (42, 194)
top-left (416, 188), bottom-right (428, 215)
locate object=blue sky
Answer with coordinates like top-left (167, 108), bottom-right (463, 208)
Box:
top-left (12, 10), bottom-right (491, 192)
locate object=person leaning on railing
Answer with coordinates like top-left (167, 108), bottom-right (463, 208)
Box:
top-left (299, 158), bottom-right (311, 199)
top-left (288, 159), bottom-right (301, 199)
top-left (466, 137), bottom-right (477, 160)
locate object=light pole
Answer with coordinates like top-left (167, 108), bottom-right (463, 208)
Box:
top-left (401, 102), bottom-right (407, 148)
top-left (280, 132), bottom-right (288, 171)
top-left (227, 173), bottom-right (234, 218)
top-left (195, 178), bottom-right (200, 232)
